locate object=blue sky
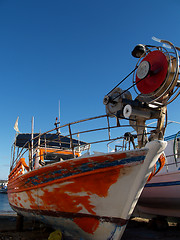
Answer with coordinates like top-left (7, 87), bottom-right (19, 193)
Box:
top-left (0, 0), bottom-right (180, 179)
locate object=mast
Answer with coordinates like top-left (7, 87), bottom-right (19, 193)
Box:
top-left (30, 116), bottom-right (34, 170)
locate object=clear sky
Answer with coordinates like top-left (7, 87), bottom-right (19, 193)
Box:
top-left (0, 0), bottom-right (180, 179)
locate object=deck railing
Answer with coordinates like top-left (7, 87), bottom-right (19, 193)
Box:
top-left (10, 114), bottom-right (157, 173)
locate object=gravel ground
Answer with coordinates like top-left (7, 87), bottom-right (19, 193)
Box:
top-left (0, 214), bottom-right (180, 240)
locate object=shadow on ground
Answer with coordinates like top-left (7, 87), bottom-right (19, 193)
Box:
top-left (0, 215), bottom-right (180, 240)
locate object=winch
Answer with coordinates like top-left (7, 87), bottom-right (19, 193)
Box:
top-left (104, 38), bottom-right (180, 147)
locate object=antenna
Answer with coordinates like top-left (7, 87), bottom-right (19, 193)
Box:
top-left (59, 100), bottom-right (60, 125)
top-left (58, 100), bottom-right (61, 133)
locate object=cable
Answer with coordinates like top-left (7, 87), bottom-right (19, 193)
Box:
top-left (112, 75), bottom-right (145, 101)
top-left (106, 66), bottom-right (138, 96)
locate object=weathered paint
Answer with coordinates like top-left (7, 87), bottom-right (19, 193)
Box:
top-left (8, 141), bottom-right (166, 240)
top-left (8, 150), bottom-right (146, 193)
top-left (147, 153), bottom-right (166, 182)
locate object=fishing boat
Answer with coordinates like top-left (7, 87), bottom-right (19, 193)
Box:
top-left (8, 38), bottom-right (180, 240)
top-left (136, 128), bottom-right (180, 220)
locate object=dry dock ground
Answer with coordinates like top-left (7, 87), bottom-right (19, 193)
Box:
top-left (0, 214), bottom-right (180, 240)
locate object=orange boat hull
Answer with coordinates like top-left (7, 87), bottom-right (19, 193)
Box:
top-left (8, 141), bottom-right (166, 240)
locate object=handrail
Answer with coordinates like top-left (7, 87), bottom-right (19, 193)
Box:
top-left (10, 114), bottom-right (157, 172)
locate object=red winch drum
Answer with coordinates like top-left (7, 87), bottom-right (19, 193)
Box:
top-left (136, 50), bottom-right (169, 94)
